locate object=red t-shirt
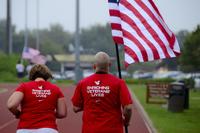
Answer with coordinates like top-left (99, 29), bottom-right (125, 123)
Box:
top-left (72, 73), bottom-right (133, 133)
top-left (15, 81), bottom-right (64, 130)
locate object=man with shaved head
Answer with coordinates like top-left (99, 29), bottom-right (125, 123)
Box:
top-left (72, 51), bottom-right (132, 133)
top-left (94, 51), bottom-right (111, 72)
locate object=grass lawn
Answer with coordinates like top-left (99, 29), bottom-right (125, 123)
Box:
top-left (129, 84), bottom-right (200, 133)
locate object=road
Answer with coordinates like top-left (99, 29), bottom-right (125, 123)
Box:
top-left (0, 83), bottom-right (150, 133)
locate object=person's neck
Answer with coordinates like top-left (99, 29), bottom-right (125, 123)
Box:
top-left (95, 70), bottom-right (108, 74)
top-left (35, 78), bottom-right (45, 81)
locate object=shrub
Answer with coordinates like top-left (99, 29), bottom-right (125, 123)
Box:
top-left (184, 78), bottom-right (195, 89)
top-left (0, 71), bottom-right (18, 82)
top-left (0, 53), bottom-right (20, 82)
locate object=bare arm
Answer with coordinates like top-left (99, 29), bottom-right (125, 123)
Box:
top-left (73, 106), bottom-right (83, 113)
top-left (7, 92), bottom-right (24, 118)
top-left (123, 104), bottom-right (132, 126)
top-left (56, 98), bottom-right (67, 119)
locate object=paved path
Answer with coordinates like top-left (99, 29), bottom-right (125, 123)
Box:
top-left (0, 83), bottom-right (151, 133)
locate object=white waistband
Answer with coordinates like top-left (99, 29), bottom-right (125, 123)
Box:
top-left (16, 128), bottom-right (58, 133)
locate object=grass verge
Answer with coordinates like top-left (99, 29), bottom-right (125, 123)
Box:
top-left (129, 84), bottom-right (200, 133)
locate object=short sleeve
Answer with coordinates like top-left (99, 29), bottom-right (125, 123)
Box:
top-left (71, 81), bottom-right (83, 108)
top-left (119, 80), bottom-right (133, 106)
top-left (57, 87), bottom-right (64, 98)
top-left (15, 83), bottom-right (25, 93)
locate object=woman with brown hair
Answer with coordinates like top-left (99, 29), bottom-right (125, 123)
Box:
top-left (7, 64), bottom-right (67, 133)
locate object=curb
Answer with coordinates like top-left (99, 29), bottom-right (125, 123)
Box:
top-left (132, 92), bottom-right (158, 133)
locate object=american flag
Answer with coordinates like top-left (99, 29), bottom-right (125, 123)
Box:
top-left (108, 0), bottom-right (123, 44)
top-left (22, 47), bottom-right (40, 59)
top-left (108, 0), bottom-right (181, 67)
top-left (31, 55), bottom-right (47, 65)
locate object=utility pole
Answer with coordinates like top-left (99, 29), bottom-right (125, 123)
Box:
top-left (24, 0), bottom-right (28, 49)
top-left (75, 0), bottom-right (82, 83)
top-left (36, 0), bottom-right (39, 50)
top-left (21, 0), bottom-right (28, 63)
top-left (6, 0), bottom-right (12, 54)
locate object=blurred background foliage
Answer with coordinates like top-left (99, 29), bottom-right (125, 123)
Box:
top-left (0, 19), bottom-right (200, 82)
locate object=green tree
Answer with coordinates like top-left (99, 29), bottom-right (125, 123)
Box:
top-left (176, 30), bottom-right (189, 49)
top-left (0, 20), bottom-right (8, 53)
top-left (41, 40), bottom-right (65, 54)
top-left (0, 19), bottom-right (26, 55)
top-left (80, 24), bottom-right (116, 56)
top-left (13, 31), bottom-right (24, 54)
top-left (0, 52), bottom-right (19, 81)
top-left (39, 24), bottom-right (72, 54)
top-left (179, 25), bottom-right (200, 72)
top-left (0, 20), bottom-right (73, 55)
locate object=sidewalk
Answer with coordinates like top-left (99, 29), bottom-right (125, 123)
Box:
top-left (129, 92), bottom-right (157, 133)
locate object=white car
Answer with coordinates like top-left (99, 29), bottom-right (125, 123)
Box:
top-left (194, 76), bottom-right (200, 89)
top-left (83, 70), bottom-right (93, 78)
top-left (153, 71), bottom-right (184, 80)
top-left (65, 71), bottom-right (75, 80)
top-left (52, 73), bottom-right (66, 80)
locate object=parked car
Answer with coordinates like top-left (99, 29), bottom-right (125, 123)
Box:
top-left (83, 70), bottom-right (93, 78)
top-left (153, 71), bottom-right (185, 80)
top-left (194, 77), bottom-right (200, 89)
top-left (52, 73), bottom-right (66, 80)
top-left (193, 74), bottom-right (200, 89)
top-left (132, 72), bottom-right (153, 79)
top-left (65, 71), bottom-right (75, 80)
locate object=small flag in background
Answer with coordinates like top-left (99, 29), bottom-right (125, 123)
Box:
top-left (22, 47), bottom-right (40, 59)
top-left (22, 47), bottom-right (46, 64)
top-left (108, 0), bottom-right (181, 67)
top-left (31, 55), bottom-right (47, 65)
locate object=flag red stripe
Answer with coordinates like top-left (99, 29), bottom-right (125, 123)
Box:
top-left (124, 45), bottom-right (140, 62)
top-left (108, 0), bottom-right (180, 67)
top-left (113, 37), bottom-right (124, 44)
top-left (123, 29), bottom-right (148, 61)
top-left (147, 0), bottom-right (177, 50)
top-left (148, 0), bottom-right (164, 20)
top-left (111, 23), bottom-right (122, 30)
top-left (124, 61), bottom-right (129, 68)
top-left (120, 12), bottom-right (160, 59)
top-left (138, 0), bottom-right (176, 51)
top-left (108, 1), bottom-right (123, 44)
top-left (171, 34), bottom-right (176, 48)
top-left (109, 10), bottom-right (120, 17)
top-left (137, 0), bottom-right (172, 44)
top-left (120, 0), bottom-right (171, 58)
top-left (142, 0), bottom-right (177, 51)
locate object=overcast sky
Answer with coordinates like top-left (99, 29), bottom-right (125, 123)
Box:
top-left (0, 0), bottom-right (200, 33)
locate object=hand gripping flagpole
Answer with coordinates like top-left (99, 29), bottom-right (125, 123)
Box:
top-left (115, 43), bottom-right (128, 133)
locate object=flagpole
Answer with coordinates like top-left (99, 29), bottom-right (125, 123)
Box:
top-left (114, 0), bottom-right (128, 131)
top-left (115, 43), bottom-right (128, 133)
top-left (6, 0), bottom-right (13, 54)
top-left (125, 126), bottom-right (128, 133)
top-left (115, 43), bottom-right (122, 78)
